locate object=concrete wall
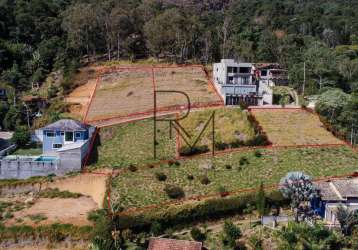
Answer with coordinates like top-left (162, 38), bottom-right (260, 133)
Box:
top-left (0, 160), bottom-right (62, 179)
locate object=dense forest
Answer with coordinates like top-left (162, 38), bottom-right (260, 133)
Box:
top-left (0, 0), bottom-right (357, 141)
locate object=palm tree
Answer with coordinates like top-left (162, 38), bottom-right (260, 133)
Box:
top-left (336, 205), bottom-right (358, 236)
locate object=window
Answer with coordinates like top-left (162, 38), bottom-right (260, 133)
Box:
top-left (261, 70), bottom-right (267, 76)
top-left (228, 76), bottom-right (234, 84)
top-left (239, 67), bottom-right (250, 74)
top-left (53, 144), bottom-right (62, 149)
top-left (60, 132), bottom-right (64, 136)
top-left (65, 131), bottom-right (74, 142)
top-left (75, 132), bottom-right (82, 139)
top-left (46, 131), bottom-right (55, 137)
top-left (227, 67), bottom-right (238, 73)
top-left (241, 76), bottom-right (250, 85)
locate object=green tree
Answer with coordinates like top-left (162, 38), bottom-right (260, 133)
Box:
top-left (11, 125), bottom-right (30, 147)
top-left (336, 205), bottom-right (358, 236)
top-left (256, 182), bottom-right (267, 217)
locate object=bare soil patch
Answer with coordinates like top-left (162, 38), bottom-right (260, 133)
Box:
top-left (7, 197), bottom-right (96, 226)
top-left (44, 173), bottom-right (108, 208)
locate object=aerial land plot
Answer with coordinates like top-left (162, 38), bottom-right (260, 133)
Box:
top-left (110, 146), bottom-right (358, 209)
top-left (154, 67), bottom-right (222, 110)
top-left (84, 66), bottom-right (222, 122)
top-left (85, 69), bottom-right (153, 121)
top-left (177, 107), bottom-right (257, 153)
top-left (91, 118), bottom-right (176, 168)
top-left (250, 109), bottom-right (344, 146)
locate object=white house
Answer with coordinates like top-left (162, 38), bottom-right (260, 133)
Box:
top-left (213, 59), bottom-right (288, 106)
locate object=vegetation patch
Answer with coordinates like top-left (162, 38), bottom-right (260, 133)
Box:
top-left (178, 107), bottom-right (269, 155)
top-left (0, 223), bottom-right (92, 243)
top-left (38, 188), bottom-right (83, 199)
top-left (111, 146), bottom-right (358, 208)
top-left (91, 118), bottom-right (176, 168)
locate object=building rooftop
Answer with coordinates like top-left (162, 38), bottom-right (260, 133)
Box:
top-left (42, 119), bottom-right (89, 131)
top-left (315, 177), bottom-right (358, 201)
top-left (148, 238), bottom-right (202, 250)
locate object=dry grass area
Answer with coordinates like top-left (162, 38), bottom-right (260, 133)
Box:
top-left (251, 109), bottom-right (343, 146)
top-left (178, 107), bottom-right (256, 150)
top-left (84, 65), bottom-right (222, 122)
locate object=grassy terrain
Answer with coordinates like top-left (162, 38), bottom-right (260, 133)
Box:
top-left (251, 109), bottom-right (343, 146)
top-left (111, 146), bottom-right (358, 208)
top-left (91, 118), bottom-right (176, 168)
top-left (178, 107), bottom-right (255, 150)
top-left (11, 144), bottom-right (42, 156)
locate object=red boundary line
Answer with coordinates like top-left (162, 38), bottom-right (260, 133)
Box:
top-left (201, 65), bottom-right (225, 104)
top-left (82, 76), bottom-right (101, 123)
top-left (86, 102), bottom-right (223, 127)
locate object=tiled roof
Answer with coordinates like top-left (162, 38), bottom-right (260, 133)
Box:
top-left (148, 238), bottom-right (202, 250)
top-left (315, 178), bottom-right (358, 201)
top-left (42, 119), bottom-right (89, 131)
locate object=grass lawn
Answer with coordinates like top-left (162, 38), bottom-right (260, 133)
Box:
top-left (11, 144), bottom-right (42, 156)
top-left (251, 109), bottom-right (343, 146)
top-left (178, 107), bottom-right (255, 150)
top-left (111, 146), bottom-right (358, 209)
top-left (91, 118), bottom-right (176, 168)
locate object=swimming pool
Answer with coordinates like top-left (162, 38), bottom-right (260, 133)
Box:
top-left (35, 156), bottom-right (59, 162)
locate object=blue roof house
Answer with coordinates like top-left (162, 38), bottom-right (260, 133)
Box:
top-left (0, 119), bottom-right (95, 179)
top-left (41, 119), bottom-right (91, 154)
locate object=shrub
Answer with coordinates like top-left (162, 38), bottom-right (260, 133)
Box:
top-left (239, 157), bottom-right (249, 166)
top-left (155, 172), bottom-right (167, 181)
top-left (164, 185), bottom-right (185, 199)
top-left (179, 145), bottom-right (209, 156)
top-left (11, 126), bottom-right (30, 147)
top-left (150, 221), bottom-right (163, 236)
top-left (254, 150), bottom-right (262, 158)
top-left (200, 175), bottom-right (210, 185)
top-left (39, 188), bottom-right (82, 199)
top-left (190, 227), bottom-right (206, 241)
top-left (128, 164), bottom-right (138, 172)
top-left (222, 220), bottom-right (241, 247)
top-left (225, 164), bottom-right (232, 170)
top-left (187, 174), bottom-right (194, 180)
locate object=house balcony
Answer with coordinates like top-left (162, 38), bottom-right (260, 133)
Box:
top-left (220, 84), bottom-right (258, 96)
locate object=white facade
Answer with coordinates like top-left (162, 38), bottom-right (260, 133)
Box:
top-left (213, 59), bottom-right (274, 106)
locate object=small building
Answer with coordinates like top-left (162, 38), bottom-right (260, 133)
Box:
top-left (213, 59), bottom-right (289, 106)
top-left (312, 177), bottom-right (358, 225)
top-left (40, 119), bottom-right (91, 154)
top-left (0, 119), bottom-right (95, 179)
top-left (148, 238), bottom-right (202, 250)
top-left (213, 59), bottom-right (259, 106)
